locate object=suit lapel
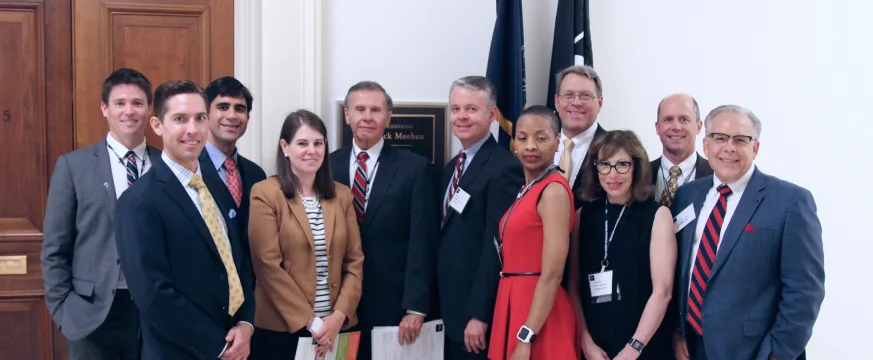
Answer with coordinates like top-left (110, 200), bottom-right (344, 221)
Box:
top-left (154, 159), bottom-right (221, 259)
top-left (681, 182), bottom-right (711, 279)
top-left (93, 142), bottom-right (118, 222)
top-left (443, 137), bottom-right (495, 225)
top-left (650, 157), bottom-right (662, 185)
top-left (362, 146), bottom-right (397, 229)
top-left (710, 168), bottom-right (765, 280)
top-left (572, 124), bottom-right (605, 191)
top-left (695, 152), bottom-right (714, 179)
top-left (332, 148), bottom-right (352, 187)
top-left (287, 197), bottom-right (316, 250)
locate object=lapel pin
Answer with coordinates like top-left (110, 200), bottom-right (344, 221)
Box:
top-left (228, 209), bottom-right (236, 219)
top-left (103, 182), bottom-right (111, 191)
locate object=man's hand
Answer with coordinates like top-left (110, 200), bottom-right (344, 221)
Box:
top-left (220, 323), bottom-right (253, 360)
top-left (463, 318), bottom-right (489, 354)
top-left (398, 314), bottom-right (424, 345)
top-left (673, 332), bottom-right (689, 360)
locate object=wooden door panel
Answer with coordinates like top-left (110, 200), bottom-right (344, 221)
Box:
top-left (74, 0), bottom-right (234, 149)
top-left (0, 297), bottom-right (51, 360)
top-left (0, 4), bottom-right (47, 235)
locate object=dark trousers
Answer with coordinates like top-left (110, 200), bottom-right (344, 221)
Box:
top-left (250, 327), bottom-right (310, 360)
top-left (67, 289), bottom-right (140, 360)
top-left (444, 336), bottom-right (489, 359)
top-left (685, 323), bottom-right (807, 360)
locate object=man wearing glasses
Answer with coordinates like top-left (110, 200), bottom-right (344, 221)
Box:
top-left (670, 105), bottom-right (824, 360)
top-left (552, 65), bottom-right (607, 209)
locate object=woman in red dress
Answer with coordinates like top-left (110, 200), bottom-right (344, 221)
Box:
top-left (488, 106), bottom-right (578, 360)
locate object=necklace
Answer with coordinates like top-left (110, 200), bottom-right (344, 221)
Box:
top-left (296, 189), bottom-right (320, 208)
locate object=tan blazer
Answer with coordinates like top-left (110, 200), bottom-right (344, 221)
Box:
top-left (248, 177), bottom-right (364, 333)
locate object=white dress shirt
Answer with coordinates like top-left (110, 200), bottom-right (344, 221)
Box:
top-left (687, 165), bottom-right (756, 292)
top-left (442, 134), bottom-right (491, 216)
top-left (349, 138), bottom-right (385, 210)
top-left (204, 140), bottom-right (239, 186)
top-left (105, 133), bottom-right (151, 289)
top-left (553, 122), bottom-right (599, 186)
top-left (655, 152), bottom-right (699, 201)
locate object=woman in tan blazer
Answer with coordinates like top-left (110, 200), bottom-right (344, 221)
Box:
top-left (248, 109), bottom-right (364, 359)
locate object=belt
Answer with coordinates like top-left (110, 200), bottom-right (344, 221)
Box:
top-left (499, 272), bottom-right (541, 277)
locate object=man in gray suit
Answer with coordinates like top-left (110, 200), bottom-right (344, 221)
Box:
top-left (42, 68), bottom-right (161, 359)
top-left (671, 105), bottom-right (824, 360)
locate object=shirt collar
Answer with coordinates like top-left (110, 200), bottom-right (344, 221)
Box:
top-left (712, 164), bottom-right (756, 194)
top-left (560, 122), bottom-right (599, 146)
top-left (106, 132), bottom-right (147, 160)
top-left (461, 133), bottom-right (491, 158)
top-left (661, 152), bottom-right (698, 175)
top-left (205, 140), bottom-right (238, 170)
top-left (352, 138), bottom-right (385, 159)
top-left (161, 151), bottom-right (202, 187)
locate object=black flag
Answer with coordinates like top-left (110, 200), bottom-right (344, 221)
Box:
top-left (546, 0), bottom-right (593, 112)
top-left (486, 0), bottom-right (527, 151)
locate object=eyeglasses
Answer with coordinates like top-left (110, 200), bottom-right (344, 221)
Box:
top-left (558, 92), bottom-right (598, 103)
top-left (707, 132), bottom-right (756, 146)
top-left (595, 160), bottom-right (633, 175)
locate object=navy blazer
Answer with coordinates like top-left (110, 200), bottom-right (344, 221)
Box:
top-left (671, 167), bottom-right (824, 360)
top-left (115, 157), bottom-right (255, 360)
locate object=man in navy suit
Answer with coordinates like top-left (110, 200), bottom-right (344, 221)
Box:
top-left (199, 76), bottom-right (267, 262)
top-left (671, 105), bottom-right (824, 360)
top-left (116, 80), bottom-right (255, 359)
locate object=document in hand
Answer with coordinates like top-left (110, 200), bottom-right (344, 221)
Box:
top-left (294, 331), bottom-right (361, 360)
top-left (370, 319), bottom-right (445, 360)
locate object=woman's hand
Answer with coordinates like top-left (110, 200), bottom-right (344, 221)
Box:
top-left (581, 339), bottom-right (610, 360)
top-left (314, 310), bottom-right (347, 351)
top-left (509, 342), bottom-right (530, 360)
top-left (612, 344), bottom-right (640, 360)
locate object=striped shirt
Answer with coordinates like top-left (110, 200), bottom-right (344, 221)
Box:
top-left (303, 196), bottom-right (332, 317)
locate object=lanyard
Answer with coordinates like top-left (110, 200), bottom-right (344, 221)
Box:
top-left (601, 197), bottom-right (626, 272)
top-left (106, 141), bottom-right (147, 177)
top-left (497, 164), bottom-right (558, 246)
top-left (352, 149), bottom-right (381, 198)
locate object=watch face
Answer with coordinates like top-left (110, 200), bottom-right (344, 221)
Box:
top-left (518, 328), bottom-right (530, 339)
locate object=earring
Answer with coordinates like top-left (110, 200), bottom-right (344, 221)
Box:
top-left (284, 153), bottom-right (289, 158)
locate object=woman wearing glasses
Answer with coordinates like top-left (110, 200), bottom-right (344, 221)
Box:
top-left (568, 130), bottom-right (677, 360)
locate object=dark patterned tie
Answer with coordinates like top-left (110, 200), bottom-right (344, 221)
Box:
top-left (125, 151), bottom-right (138, 187)
top-left (351, 151), bottom-right (369, 222)
top-left (443, 151), bottom-right (467, 224)
top-left (659, 165), bottom-right (682, 207)
top-left (687, 184), bottom-right (733, 335)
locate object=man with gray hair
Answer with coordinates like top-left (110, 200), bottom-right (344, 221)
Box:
top-left (671, 105), bottom-right (824, 360)
top-left (437, 75), bottom-right (523, 358)
top-left (650, 93), bottom-right (713, 208)
top-left (552, 65), bottom-right (606, 209)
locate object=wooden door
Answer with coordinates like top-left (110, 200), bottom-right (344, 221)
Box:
top-left (73, 0), bottom-right (235, 149)
top-left (0, 0), bottom-right (73, 358)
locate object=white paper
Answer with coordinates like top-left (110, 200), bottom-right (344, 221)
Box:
top-left (294, 332), bottom-right (360, 360)
top-left (370, 319), bottom-right (445, 360)
top-left (674, 204), bottom-right (696, 233)
top-left (448, 188), bottom-right (471, 214)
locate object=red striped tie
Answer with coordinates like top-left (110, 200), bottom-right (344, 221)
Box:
top-left (351, 152), bottom-right (369, 222)
top-left (443, 152), bottom-right (466, 224)
top-left (224, 157), bottom-right (242, 207)
top-left (687, 184), bottom-right (733, 335)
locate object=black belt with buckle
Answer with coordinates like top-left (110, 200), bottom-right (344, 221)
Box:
top-left (499, 272), bottom-right (541, 277)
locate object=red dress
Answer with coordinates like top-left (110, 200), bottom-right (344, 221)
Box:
top-left (488, 173), bottom-right (579, 360)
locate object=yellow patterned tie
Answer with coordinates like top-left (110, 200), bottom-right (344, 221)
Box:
top-left (659, 165), bottom-right (682, 207)
top-left (188, 174), bottom-right (244, 316)
top-left (558, 139), bottom-right (575, 180)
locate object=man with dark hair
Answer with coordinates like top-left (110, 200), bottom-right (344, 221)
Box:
top-left (329, 80), bottom-right (437, 359)
top-left (42, 67), bottom-right (158, 360)
top-left (115, 80), bottom-right (255, 359)
top-left (200, 76), bottom-right (266, 261)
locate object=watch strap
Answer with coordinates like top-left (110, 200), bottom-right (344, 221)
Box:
top-left (628, 338), bottom-right (645, 352)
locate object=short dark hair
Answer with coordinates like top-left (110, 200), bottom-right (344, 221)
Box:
top-left (344, 81), bottom-right (393, 111)
top-left (205, 76), bottom-right (254, 113)
top-left (578, 130), bottom-right (654, 203)
top-left (152, 80), bottom-right (208, 120)
top-left (517, 105), bottom-right (561, 135)
top-left (275, 109), bottom-right (336, 200)
top-left (101, 68), bottom-right (153, 106)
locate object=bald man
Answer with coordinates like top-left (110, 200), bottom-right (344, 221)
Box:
top-left (650, 94), bottom-right (713, 208)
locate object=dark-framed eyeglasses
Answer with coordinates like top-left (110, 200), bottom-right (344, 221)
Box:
top-left (595, 160), bottom-right (633, 175)
top-left (558, 92), bottom-right (598, 103)
top-left (707, 132), bottom-right (756, 146)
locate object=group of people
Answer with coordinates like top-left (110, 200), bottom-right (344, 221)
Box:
top-left (40, 64), bottom-right (824, 360)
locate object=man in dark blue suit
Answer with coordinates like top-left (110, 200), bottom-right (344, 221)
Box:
top-left (116, 80), bottom-right (255, 359)
top-left (199, 77), bottom-right (267, 262)
top-left (671, 105), bottom-right (824, 360)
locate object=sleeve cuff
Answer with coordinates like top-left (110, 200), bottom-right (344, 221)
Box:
top-left (238, 321), bottom-right (255, 334)
top-left (406, 310), bottom-right (426, 316)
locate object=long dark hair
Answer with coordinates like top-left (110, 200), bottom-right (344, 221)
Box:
top-left (275, 109), bottom-right (336, 200)
top-left (578, 130), bottom-right (654, 203)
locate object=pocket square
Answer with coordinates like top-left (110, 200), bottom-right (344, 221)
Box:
top-left (744, 224), bottom-right (755, 232)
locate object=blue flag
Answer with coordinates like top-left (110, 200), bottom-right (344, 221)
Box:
top-left (486, 0), bottom-right (527, 151)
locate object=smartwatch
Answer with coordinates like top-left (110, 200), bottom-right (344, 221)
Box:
top-left (516, 325), bottom-right (536, 343)
top-left (628, 338), bottom-right (645, 352)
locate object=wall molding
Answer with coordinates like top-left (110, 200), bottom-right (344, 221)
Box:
top-left (233, 0), bottom-right (262, 166)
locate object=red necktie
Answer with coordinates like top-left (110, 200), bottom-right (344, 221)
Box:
top-left (443, 151), bottom-right (467, 223)
top-left (224, 157), bottom-right (242, 207)
top-left (687, 184), bottom-right (733, 335)
top-left (351, 151), bottom-right (369, 222)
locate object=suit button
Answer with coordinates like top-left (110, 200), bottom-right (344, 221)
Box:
top-left (332, 283), bottom-right (337, 288)
top-left (116, 259), bottom-right (121, 264)
top-left (220, 274), bottom-right (226, 280)
top-left (222, 306), bottom-right (227, 311)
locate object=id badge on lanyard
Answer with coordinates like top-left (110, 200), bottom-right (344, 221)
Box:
top-left (588, 198), bottom-right (625, 304)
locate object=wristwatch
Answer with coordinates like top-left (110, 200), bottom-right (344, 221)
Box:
top-left (516, 325), bottom-right (536, 343)
top-left (628, 338), bottom-right (645, 352)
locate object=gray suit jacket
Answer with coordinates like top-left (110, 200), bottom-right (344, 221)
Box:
top-left (672, 167), bottom-right (825, 360)
top-left (41, 140), bottom-right (161, 341)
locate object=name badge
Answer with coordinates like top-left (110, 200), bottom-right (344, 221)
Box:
top-left (449, 188), bottom-right (471, 214)
top-left (674, 204), bottom-right (696, 233)
top-left (588, 270), bottom-right (614, 303)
